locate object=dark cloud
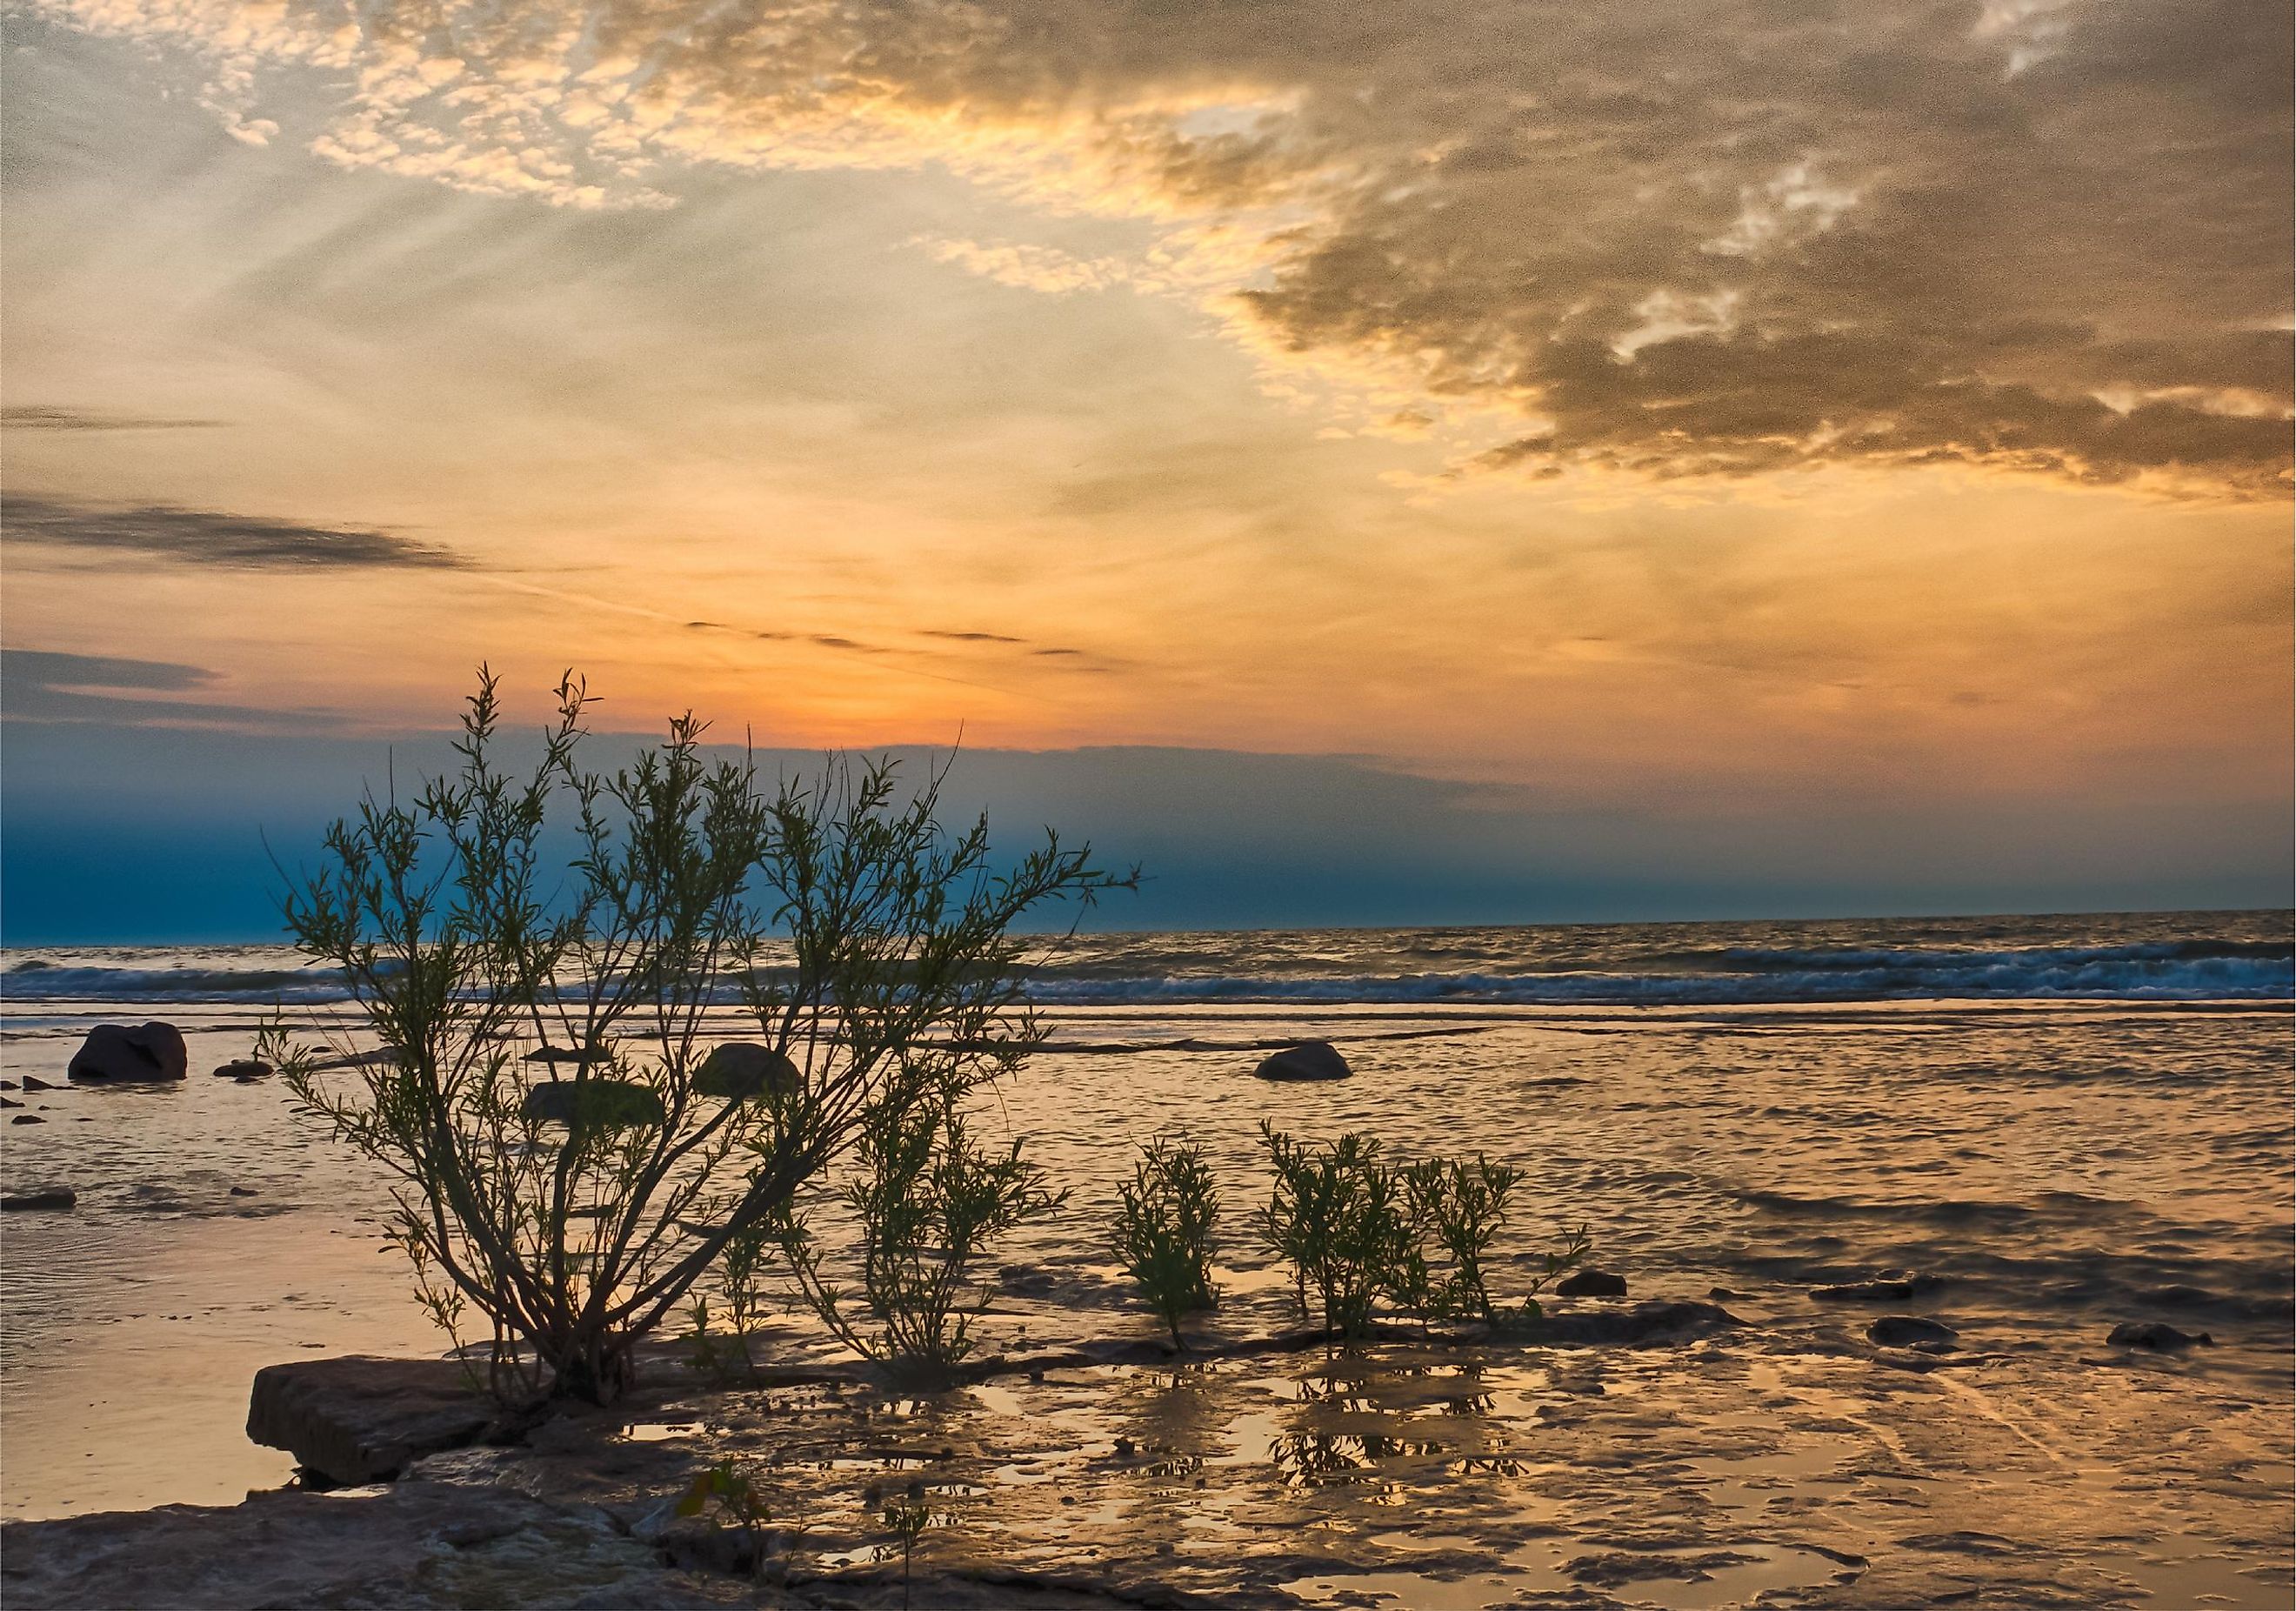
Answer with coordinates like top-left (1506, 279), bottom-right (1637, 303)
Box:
top-left (629, 0), bottom-right (2294, 496)
top-left (1, 649), bottom-right (214, 692)
top-left (43, 0), bottom-right (2290, 495)
top-left (3, 493), bottom-right (464, 568)
top-left (0, 648), bottom-right (330, 729)
top-left (923, 631), bottom-right (1026, 644)
top-left (2, 405), bottom-right (226, 431)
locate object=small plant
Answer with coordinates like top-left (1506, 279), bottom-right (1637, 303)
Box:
top-left (1258, 1125), bottom-right (1593, 1334)
top-left (777, 1102), bottom-right (1063, 1380)
top-left (1403, 1154), bottom-right (1525, 1321)
top-left (675, 1457), bottom-right (771, 1573)
top-left (1257, 1123), bottom-right (1412, 1340)
top-left (874, 1477), bottom-right (933, 1610)
top-left (1111, 1135), bottom-right (1220, 1348)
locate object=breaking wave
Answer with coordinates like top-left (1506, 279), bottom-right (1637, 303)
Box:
top-left (3, 922), bottom-right (2286, 1008)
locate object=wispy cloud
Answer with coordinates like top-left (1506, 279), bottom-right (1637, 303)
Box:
top-left (2, 406), bottom-right (227, 431)
top-left (3, 494), bottom-right (463, 569)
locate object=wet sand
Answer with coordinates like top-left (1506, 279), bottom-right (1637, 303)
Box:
top-left (3, 999), bottom-right (2291, 1606)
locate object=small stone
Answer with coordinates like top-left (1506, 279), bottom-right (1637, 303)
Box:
top-left (1868, 1315), bottom-right (1959, 1348)
top-left (0, 1098), bottom-right (21, 1109)
top-left (230, 1186), bottom-right (259, 1197)
top-left (12, 1113), bottom-right (44, 1125)
top-left (0, 1079), bottom-right (17, 1090)
top-left (2107, 1321), bottom-right (2212, 1351)
top-left (1113, 1437), bottom-right (1136, 1460)
top-left (2, 1186), bottom-right (76, 1211)
top-left (213, 1060), bottom-right (274, 1080)
top-left (1557, 1267), bottom-right (1628, 1298)
top-left (1707, 1286), bottom-right (1744, 1300)
top-left (21, 1076), bottom-right (57, 1092)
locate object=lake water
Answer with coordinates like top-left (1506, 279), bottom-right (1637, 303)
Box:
top-left (3, 912), bottom-right (2290, 1605)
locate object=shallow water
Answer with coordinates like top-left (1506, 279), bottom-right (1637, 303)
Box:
top-left (2, 918), bottom-right (2291, 1607)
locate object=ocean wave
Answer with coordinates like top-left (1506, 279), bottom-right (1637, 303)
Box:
top-left (3, 932), bottom-right (2286, 1008)
top-left (0, 963), bottom-right (354, 1005)
top-left (1019, 950), bottom-right (2293, 1005)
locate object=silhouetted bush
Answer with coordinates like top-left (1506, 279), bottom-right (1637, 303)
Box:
top-left (270, 666), bottom-right (1127, 1404)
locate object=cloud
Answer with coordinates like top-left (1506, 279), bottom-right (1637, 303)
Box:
top-left (0, 648), bottom-right (330, 729)
top-left (2, 406), bottom-right (227, 431)
top-left (922, 631), bottom-right (1026, 645)
top-left (3, 493), bottom-right (464, 568)
top-left (30, 0), bottom-right (2292, 498)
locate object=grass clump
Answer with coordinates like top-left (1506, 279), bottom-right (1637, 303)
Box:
top-left (1111, 1135), bottom-right (1220, 1347)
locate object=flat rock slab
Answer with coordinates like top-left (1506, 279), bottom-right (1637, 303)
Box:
top-left (0, 1481), bottom-right (759, 1611)
top-left (1531, 1300), bottom-right (1743, 1346)
top-left (249, 1356), bottom-right (502, 1486)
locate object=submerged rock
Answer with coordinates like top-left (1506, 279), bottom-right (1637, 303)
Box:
top-left (1557, 1267), bottom-right (1629, 1297)
top-left (1, 1186), bottom-right (76, 1212)
top-left (1528, 1300), bottom-right (1741, 1347)
top-left (1251, 1041), bottom-right (1352, 1082)
top-left (67, 1022), bottom-right (188, 1084)
top-left (1811, 1273), bottom-right (1944, 1302)
top-left (521, 1079), bottom-right (665, 1131)
top-left (2107, 1321), bottom-right (2213, 1351)
top-left (1868, 1315), bottom-right (1959, 1349)
top-left (693, 1042), bottom-right (799, 1101)
top-left (247, 1356), bottom-right (500, 1485)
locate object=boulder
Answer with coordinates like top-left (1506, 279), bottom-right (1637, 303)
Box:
top-left (67, 1022), bottom-right (188, 1083)
top-left (0, 1079), bottom-right (17, 1090)
top-left (1252, 1041), bottom-right (1352, 1082)
top-left (2107, 1320), bottom-right (2212, 1351)
top-left (20, 1075), bottom-right (57, 1091)
top-left (1556, 1267), bottom-right (1628, 1298)
top-left (247, 1356), bottom-right (499, 1485)
top-left (522, 1078), bottom-right (664, 1131)
top-left (11, 1114), bottom-right (43, 1125)
top-left (693, 1042), bottom-right (800, 1101)
top-left (2, 1186), bottom-right (76, 1212)
top-left (213, 1060), bottom-right (273, 1080)
top-left (0, 1098), bottom-right (20, 1109)
top-left (1868, 1314), bottom-right (1959, 1349)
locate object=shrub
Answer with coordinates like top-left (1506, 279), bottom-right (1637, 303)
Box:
top-left (270, 667), bottom-right (1127, 1403)
top-left (774, 1101), bottom-right (1063, 1379)
top-left (1256, 1123), bottom-right (1412, 1339)
top-left (1111, 1135), bottom-right (1220, 1347)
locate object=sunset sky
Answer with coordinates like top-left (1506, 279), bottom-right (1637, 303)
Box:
top-left (3, 0), bottom-right (2290, 940)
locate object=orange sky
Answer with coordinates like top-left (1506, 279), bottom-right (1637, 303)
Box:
top-left (3, 0), bottom-right (2290, 893)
